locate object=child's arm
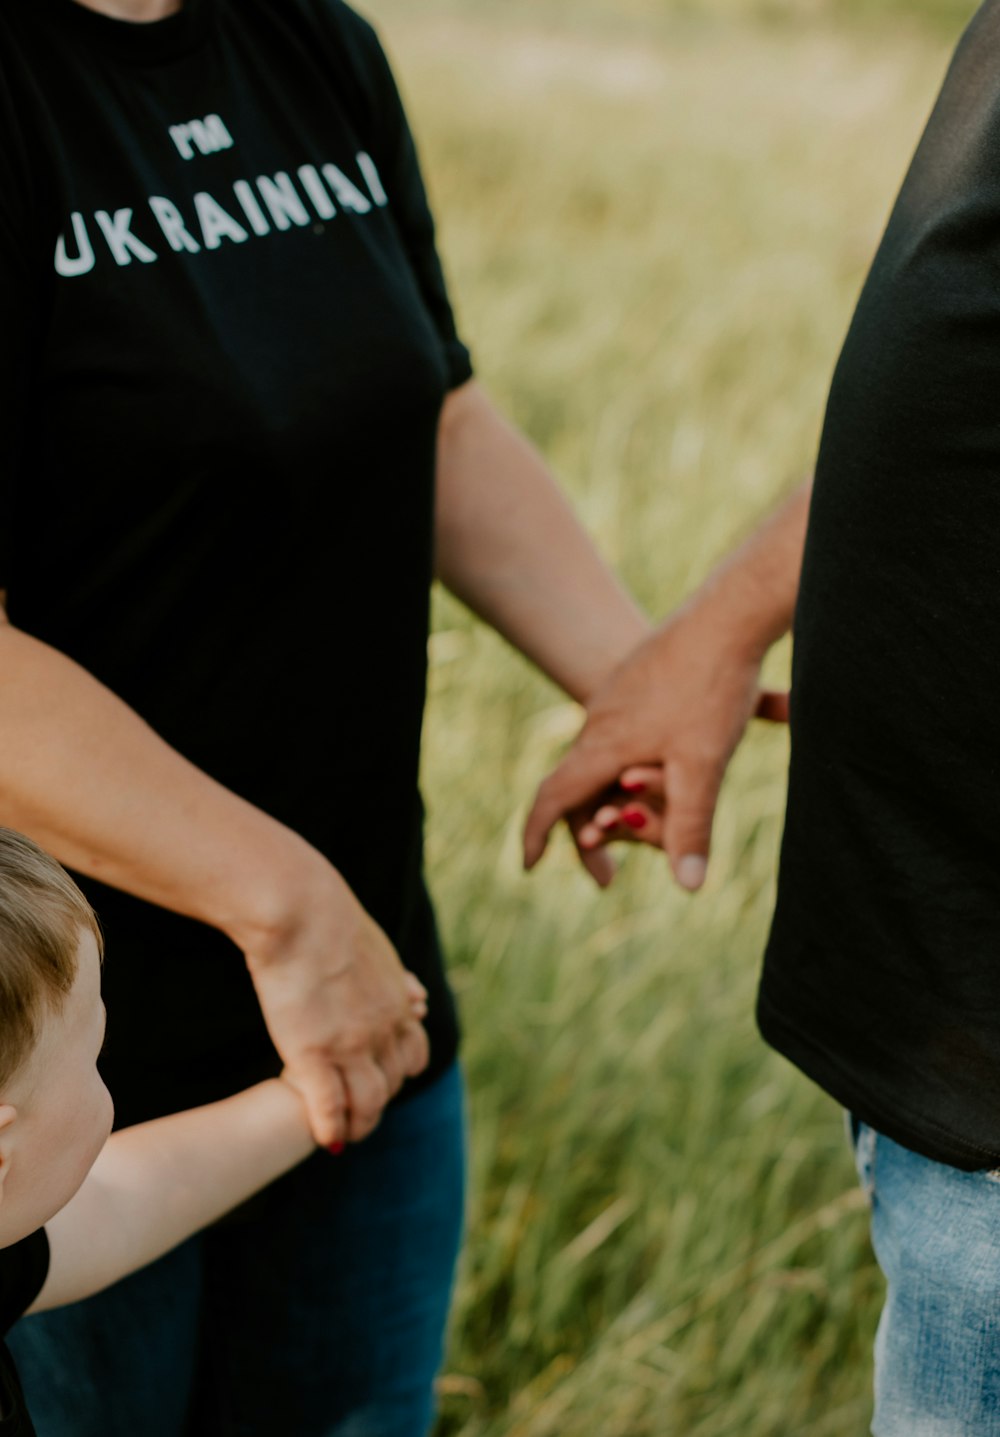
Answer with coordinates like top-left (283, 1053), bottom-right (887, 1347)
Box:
top-left (26, 1078), bottom-right (316, 1313)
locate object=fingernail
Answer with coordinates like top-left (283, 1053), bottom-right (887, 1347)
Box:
top-left (597, 813), bottom-right (619, 830)
top-left (676, 856), bottom-right (707, 891)
top-left (327, 1142), bottom-right (346, 1156)
top-left (621, 780), bottom-right (645, 793)
top-left (622, 809), bottom-right (647, 830)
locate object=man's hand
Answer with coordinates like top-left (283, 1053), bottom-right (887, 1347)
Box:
top-left (524, 480), bottom-right (808, 890)
top-left (241, 854), bottom-right (430, 1148)
top-left (523, 598), bottom-right (786, 891)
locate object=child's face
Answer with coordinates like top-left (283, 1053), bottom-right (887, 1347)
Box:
top-left (0, 927), bottom-right (114, 1247)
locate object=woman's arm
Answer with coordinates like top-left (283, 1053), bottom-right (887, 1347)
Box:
top-left (27, 1079), bottom-right (315, 1312)
top-left (0, 612), bottom-right (428, 1146)
top-left (435, 381), bottom-right (652, 706)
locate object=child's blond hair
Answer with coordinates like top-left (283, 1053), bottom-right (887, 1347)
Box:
top-left (0, 829), bottom-right (102, 1089)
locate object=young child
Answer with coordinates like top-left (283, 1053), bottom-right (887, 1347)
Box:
top-left (0, 826), bottom-right (426, 1435)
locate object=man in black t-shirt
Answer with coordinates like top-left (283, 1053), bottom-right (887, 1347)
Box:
top-left (526, 2), bottom-right (1000, 1430)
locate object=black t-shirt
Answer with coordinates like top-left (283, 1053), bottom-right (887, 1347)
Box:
top-left (0, 1229), bottom-right (48, 1436)
top-left (759, 0), bottom-right (1000, 1170)
top-left (0, 0), bottom-right (472, 1128)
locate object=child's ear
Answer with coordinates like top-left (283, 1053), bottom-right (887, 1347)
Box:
top-left (0, 1106), bottom-right (18, 1203)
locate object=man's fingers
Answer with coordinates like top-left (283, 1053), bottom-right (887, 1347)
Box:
top-left (663, 758), bottom-right (724, 892)
top-left (524, 745), bottom-right (621, 870)
top-left (755, 689), bottom-right (790, 724)
top-left (297, 1058), bottom-right (350, 1149)
top-left (523, 768), bottom-right (580, 870)
top-left (343, 1057), bottom-right (391, 1143)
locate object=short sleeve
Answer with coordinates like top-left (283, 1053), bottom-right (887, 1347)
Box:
top-left (0, 1228), bottom-right (49, 1335)
top-left (336, 10), bottom-right (474, 391)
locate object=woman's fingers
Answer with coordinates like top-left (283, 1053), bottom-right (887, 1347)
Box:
top-left (397, 1017), bottom-right (431, 1080)
top-left (534, 754), bottom-right (671, 881)
top-left (618, 764), bottom-right (665, 795)
top-left (575, 799), bottom-right (665, 852)
top-left (577, 840), bottom-right (617, 886)
top-left (375, 1040), bottom-right (405, 1108)
top-left (342, 1056), bottom-right (391, 1143)
top-left (575, 765), bottom-right (667, 851)
top-left (403, 970), bottom-right (429, 1020)
top-left (606, 802), bottom-right (665, 848)
top-left (581, 763), bottom-right (715, 874)
top-left (403, 971), bottom-right (428, 1004)
top-left (575, 818), bottom-right (605, 848)
top-left (291, 1053), bottom-right (350, 1150)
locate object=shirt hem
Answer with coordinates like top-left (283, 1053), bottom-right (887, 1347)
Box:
top-left (756, 985), bottom-right (1000, 1172)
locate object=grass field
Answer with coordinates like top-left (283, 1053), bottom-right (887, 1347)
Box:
top-left (357, 3), bottom-right (974, 1433)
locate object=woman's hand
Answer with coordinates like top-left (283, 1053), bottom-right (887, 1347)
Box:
top-left (0, 615), bottom-right (433, 1154)
top-left (241, 852), bottom-right (430, 1149)
top-left (276, 973), bottom-right (428, 1152)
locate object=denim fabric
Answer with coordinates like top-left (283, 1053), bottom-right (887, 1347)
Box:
top-left (849, 1114), bottom-right (1000, 1436)
top-left (8, 1062), bottom-right (466, 1437)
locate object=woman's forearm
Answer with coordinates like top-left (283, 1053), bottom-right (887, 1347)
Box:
top-left (31, 1080), bottom-right (316, 1311)
top-left (0, 614), bottom-right (323, 949)
top-left (0, 614), bottom-right (429, 1147)
top-left (434, 381), bottom-right (651, 703)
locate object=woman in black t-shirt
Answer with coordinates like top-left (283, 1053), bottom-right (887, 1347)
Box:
top-left (0, 0), bottom-right (649, 1431)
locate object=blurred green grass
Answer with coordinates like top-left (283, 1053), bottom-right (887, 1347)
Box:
top-left (359, 2), bottom-right (966, 1433)
top-left (370, 0), bottom-right (978, 38)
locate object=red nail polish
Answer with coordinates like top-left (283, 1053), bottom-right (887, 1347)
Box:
top-left (621, 780), bottom-right (645, 793)
top-left (327, 1141), bottom-right (346, 1155)
top-left (622, 809), bottom-right (647, 830)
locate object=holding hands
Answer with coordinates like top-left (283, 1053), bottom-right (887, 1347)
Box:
top-left (523, 481), bottom-right (809, 891)
top-left (242, 859), bottom-right (431, 1151)
top-left (524, 600), bottom-right (787, 890)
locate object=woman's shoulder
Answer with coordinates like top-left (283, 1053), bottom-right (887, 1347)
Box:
top-left (271, 0), bottom-right (385, 65)
top-left (256, 0), bottom-right (396, 125)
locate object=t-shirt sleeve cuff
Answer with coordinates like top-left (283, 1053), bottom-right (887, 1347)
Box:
top-left (443, 340), bottom-right (474, 392)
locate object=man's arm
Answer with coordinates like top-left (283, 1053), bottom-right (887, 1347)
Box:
top-left (523, 479), bottom-right (812, 889)
top-left (27, 1079), bottom-right (316, 1313)
top-left (0, 614), bottom-right (428, 1146)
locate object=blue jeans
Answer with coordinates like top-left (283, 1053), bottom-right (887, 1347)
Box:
top-left (850, 1114), bottom-right (1000, 1436)
top-left (9, 1062), bottom-right (466, 1437)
